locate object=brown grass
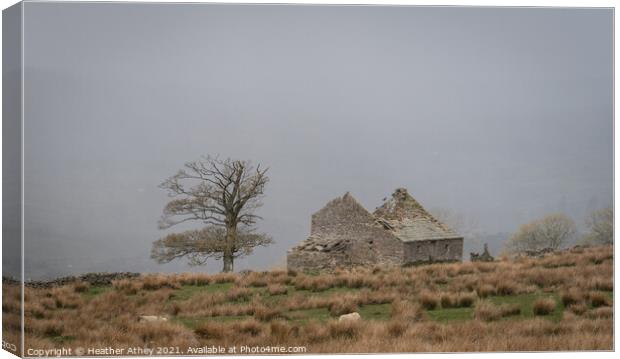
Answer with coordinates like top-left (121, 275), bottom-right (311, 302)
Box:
top-left (267, 284), bottom-right (288, 296)
top-left (588, 291), bottom-right (611, 308)
top-left (532, 298), bottom-right (556, 316)
top-left (560, 288), bottom-right (584, 307)
top-left (419, 291), bottom-right (439, 310)
top-left (11, 244), bottom-right (613, 353)
top-left (328, 297), bottom-right (358, 317)
top-left (253, 305), bottom-right (284, 322)
top-left (476, 284), bottom-right (496, 298)
top-left (474, 301), bottom-right (521, 321)
top-left (225, 286), bottom-right (252, 302)
top-left (567, 303), bottom-right (588, 316)
top-left (390, 299), bottom-right (426, 323)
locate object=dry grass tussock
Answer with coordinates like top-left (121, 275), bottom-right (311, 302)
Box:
top-left (474, 300), bottom-right (521, 322)
top-left (532, 298), bottom-right (556, 316)
top-left (7, 244), bottom-right (612, 353)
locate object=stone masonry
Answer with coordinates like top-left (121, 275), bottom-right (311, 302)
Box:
top-left (287, 188), bottom-right (463, 271)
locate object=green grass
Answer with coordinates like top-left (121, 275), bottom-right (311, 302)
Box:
top-left (171, 286), bottom-right (559, 328)
top-left (357, 303), bottom-right (391, 321)
top-left (174, 315), bottom-right (251, 329)
top-left (426, 293), bottom-right (566, 323)
top-left (81, 286), bottom-right (110, 300)
top-left (50, 335), bottom-right (75, 344)
top-left (295, 286), bottom-right (361, 297)
top-left (287, 307), bottom-right (332, 324)
top-left (280, 303), bottom-right (391, 325)
top-left (170, 283), bottom-right (234, 301)
top-left (76, 278), bottom-right (577, 330)
top-left (427, 307), bottom-right (474, 322)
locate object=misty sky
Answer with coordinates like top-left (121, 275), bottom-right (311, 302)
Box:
top-left (15, 3), bottom-right (613, 279)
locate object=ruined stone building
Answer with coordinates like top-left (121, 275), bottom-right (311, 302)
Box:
top-left (287, 188), bottom-right (463, 271)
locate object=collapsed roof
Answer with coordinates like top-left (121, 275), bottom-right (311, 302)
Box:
top-left (373, 188), bottom-right (462, 242)
top-left (290, 188), bottom-right (462, 253)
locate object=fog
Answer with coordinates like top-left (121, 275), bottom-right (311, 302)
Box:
top-left (14, 3), bottom-right (613, 279)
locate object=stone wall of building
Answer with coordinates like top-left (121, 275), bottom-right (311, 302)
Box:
top-left (310, 193), bottom-right (376, 237)
top-left (288, 190), bottom-right (464, 272)
top-left (346, 224), bottom-right (404, 267)
top-left (286, 250), bottom-right (351, 272)
top-left (287, 193), bottom-right (405, 272)
top-left (403, 238), bottom-right (463, 264)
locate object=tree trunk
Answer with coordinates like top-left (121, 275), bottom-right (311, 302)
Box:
top-left (222, 224), bottom-right (236, 272)
top-left (222, 253), bottom-right (233, 272)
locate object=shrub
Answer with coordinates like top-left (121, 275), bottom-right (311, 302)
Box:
top-left (253, 305), bottom-right (282, 322)
top-left (112, 279), bottom-right (139, 295)
top-left (212, 272), bottom-right (237, 284)
top-left (241, 272), bottom-right (269, 287)
top-left (440, 294), bottom-right (456, 308)
top-left (591, 278), bottom-right (613, 292)
top-left (328, 298), bottom-right (358, 317)
top-left (42, 321), bottom-right (64, 337)
top-left (532, 298), bottom-right (556, 316)
top-left (338, 273), bottom-right (370, 289)
top-left (233, 319), bottom-right (262, 337)
top-left (499, 304), bottom-right (521, 317)
top-left (588, 292), bottom-right (611, 308)
top-left (434, 276), bottom-right (449, 285)
top-left (496, 281), bottom-right (518, 296)
top-left (267, 284), bottom-right (288, 296)
top-left (226, 287), bottom-right (252, 302)
top-left (474, 301), bottom-right (520, 321)
top-left (327, 320), bottom-right (362, 339)
top-left (474, 301), bottom-right (502, 322)
top-left (168, 302), bottom-right (181, 316)
top-left (141, 275), bottom-right (180, 290)
top-left (568, 303), bottom-right (587, 316)
top-left (588, 307), bottom-right (613, 319)
top-left (476, 284), bottom-right (496, 298)
top-left (49, 288), bottom-right (82, 309)
top-left (419, 292), bottom-right (439, 310)
top-left (560, 289), bottom-right (583, 307)
top-left (455, 262), bottom-right (476, 275)
top-left (301, 321), bottom-right (330, 343)
top-left (457, 293), bottom-right (476, 308)
top-left (294, 276), bottom-right (333, 292)
top-left (391, 299), bottom-right (426, 322)
top-left (178, 273), bottom-right (211, 286)
top-left (386, 320), bottom-right (408, 337)
top-left (72, 281), bottom-right (90, 293)
top-left (356, 289), bottom-right (395, 305)
top-left (194, 322), bottom-right (225, 339)
top-left (270, 320), bottom-right (298, 341)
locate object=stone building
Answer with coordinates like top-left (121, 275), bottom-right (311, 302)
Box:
top-left (287, 188), bottom-right (463, 271)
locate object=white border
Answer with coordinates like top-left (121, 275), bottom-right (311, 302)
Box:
top-left (0, 1), bottom-right (617, 359)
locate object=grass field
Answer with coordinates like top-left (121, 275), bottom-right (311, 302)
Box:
top-left (2, 245), bottom-right (613, 354)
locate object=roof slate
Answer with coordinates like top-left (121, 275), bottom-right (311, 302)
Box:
top-left (373, 188), bottom-right (461, 242)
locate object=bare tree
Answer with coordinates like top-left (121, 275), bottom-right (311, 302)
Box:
top-left (583, 207), bottom-right (613, 245)
top-left (151, 226), bottom-right (272, 266)
top-left (155, 155), bottom-right (271, 272)
top-left (505, 213), bottom-right (576, 253)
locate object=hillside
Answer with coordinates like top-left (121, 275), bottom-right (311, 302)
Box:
top-left (2, 245), bottom-right (613, 354)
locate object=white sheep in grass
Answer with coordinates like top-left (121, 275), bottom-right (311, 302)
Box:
top-left (338, 312), bottom-right (361, 322)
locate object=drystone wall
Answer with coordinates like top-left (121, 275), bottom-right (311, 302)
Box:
top-left (2, 272), bottom-right (140, 288)
top-left (403, 238), bottom-right (463, 264)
